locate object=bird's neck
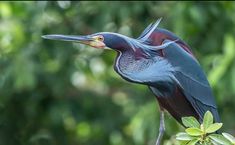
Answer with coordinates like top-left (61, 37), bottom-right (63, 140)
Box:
top-left (113, 50), bottom-right (156, 83)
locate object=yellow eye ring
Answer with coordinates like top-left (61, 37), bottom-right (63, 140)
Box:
top-left (97, 35), bottom-right (104, 41)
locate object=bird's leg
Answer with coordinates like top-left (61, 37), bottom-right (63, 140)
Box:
top-left (155, 108), bottom-right (165, 145)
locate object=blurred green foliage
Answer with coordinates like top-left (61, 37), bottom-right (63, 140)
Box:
top-left (0, 1), bottom-right (235, 145)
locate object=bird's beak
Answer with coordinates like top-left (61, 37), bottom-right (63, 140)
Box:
top-left (42, 34), bottom-right (105, 49)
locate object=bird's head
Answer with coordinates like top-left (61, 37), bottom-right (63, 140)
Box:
top-left (42, 32), bottom-right (133, 52)
top-left (42, 18), bottom-right (178, 58)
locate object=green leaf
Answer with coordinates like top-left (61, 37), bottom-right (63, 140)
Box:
top-left (210, 140), bottom-right (221, 145)
top-left (201, 142), bottom-right (210, 145)
top-left (222, 133), bottom-right (235, 144)
top-left (178, 140), bottom-right (189, 145)
top-left (176, 132), bottom-right (195, 141)
top-left (209, 134), bottom-right (233, 145)
top-left (205, 123), bottom-right (223, 133)
top-left (203, 111), bottom-right (213, 130)
top-left (187, 138), bottom-right (200, 145)
top-left (185, 128), bottom-right (203, 136)
top-left (182, 116), bottom-right (200, 128)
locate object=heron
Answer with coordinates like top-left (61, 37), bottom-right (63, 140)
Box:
top-left (42, 18), bottom-right (220, 145)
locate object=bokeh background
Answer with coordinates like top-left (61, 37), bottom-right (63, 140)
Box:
top-left (0, 1), bottom-right (235, 145)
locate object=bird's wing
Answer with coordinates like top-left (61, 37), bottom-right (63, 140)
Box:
top-left (162, 40), bottom-right (214, 103)
top-left (128, 40), bottom-right (220, 122)
top-left (137, 18), bottom-right (162, 41)
top-left (163, 40), bottom-right (220, 122)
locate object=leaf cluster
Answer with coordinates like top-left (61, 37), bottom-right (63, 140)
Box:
top-left (176, 111), bottom-right (235, 145)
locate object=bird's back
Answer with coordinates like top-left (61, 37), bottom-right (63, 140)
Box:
top-left (138, 24), bottom-right (220, 123)
top-left (113, 20), bottom-right (220, 124)
top-left (114, 34), bottom-right (220, 125)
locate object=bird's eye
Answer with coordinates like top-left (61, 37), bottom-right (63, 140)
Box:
top-left (97, 35), bottom-right (104, 41)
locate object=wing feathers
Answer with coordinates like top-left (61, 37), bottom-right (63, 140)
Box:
top-left (137, 18), bottom-right (162, 41)
top-left (163, 40), bottom-right (220, 122)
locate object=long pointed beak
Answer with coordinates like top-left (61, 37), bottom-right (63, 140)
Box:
top-left (42, 34), bottom-right (94, 44)
top-left (42, 34), bottom-right (106, 49)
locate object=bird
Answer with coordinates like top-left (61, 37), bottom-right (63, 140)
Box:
top-left (42, 18), bottom-right (220, 145)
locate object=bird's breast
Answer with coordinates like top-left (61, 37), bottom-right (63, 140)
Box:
top-left (114, 51), bottom-right (155, 74)
top-left (113, 51), bottom-right (171, 84)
